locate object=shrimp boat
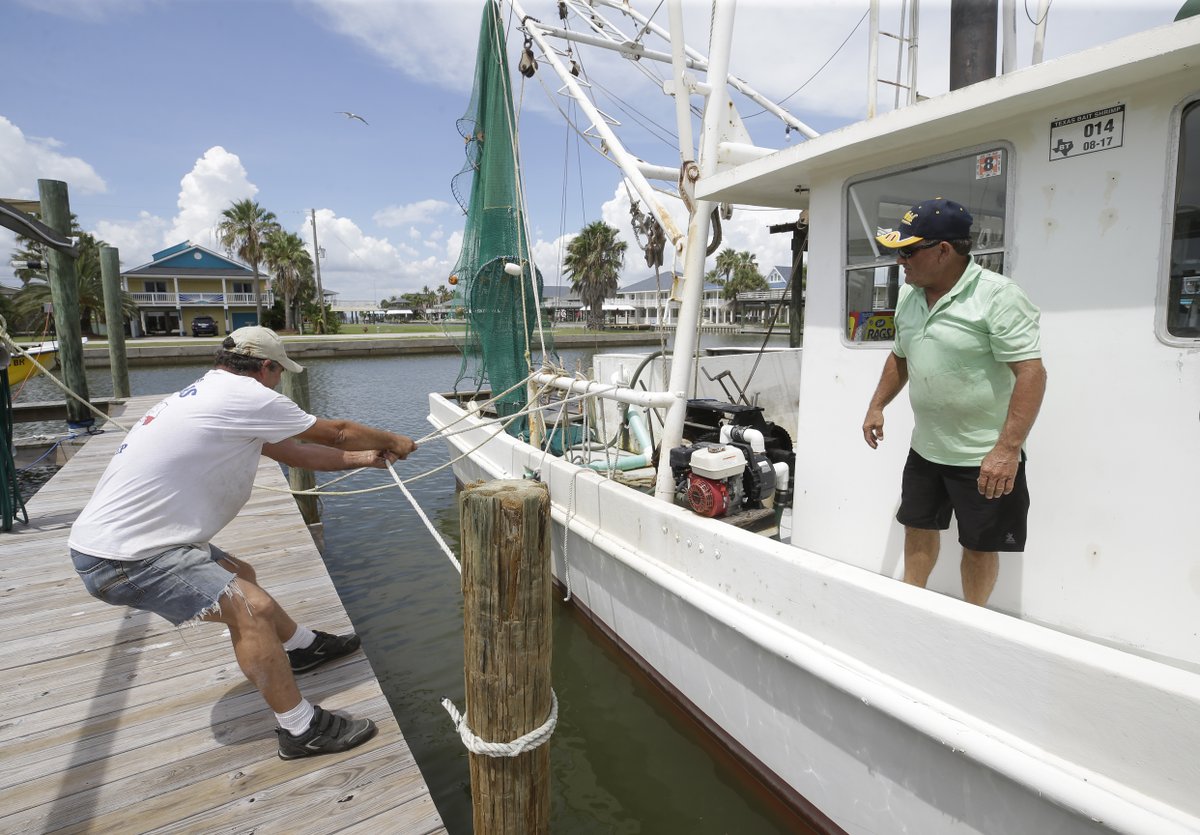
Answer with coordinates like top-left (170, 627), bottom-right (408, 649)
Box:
top-left (429, 2), bottom-right (1200, 831)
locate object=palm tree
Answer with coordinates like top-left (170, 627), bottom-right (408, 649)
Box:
top-left (217, 199), bottom-right (279, 324)
top-left (721, 257), bottom-right (768, 301)
top-left (563, 221), bottom-right (626, 330)
top-left (14, 231), bottom-right (140, 335)
top-left (713, 247), bottom-right (740, 285)
top-left (262, 229), bottom-right (313, 331)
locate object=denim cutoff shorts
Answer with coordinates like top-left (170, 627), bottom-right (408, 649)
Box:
top-left (71, 544), bottom-right (236, 626)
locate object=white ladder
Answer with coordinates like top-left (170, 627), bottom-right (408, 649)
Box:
top-left (867, 0), bottom-right (920, 118)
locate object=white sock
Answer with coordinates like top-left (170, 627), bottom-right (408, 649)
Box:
top-left (283, 625), bottom-right (316, 652)
top-left (276, 699), bottom-right (316, 736)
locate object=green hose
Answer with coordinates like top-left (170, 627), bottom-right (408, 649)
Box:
top-left (0, 369), bottom-right (28, 531)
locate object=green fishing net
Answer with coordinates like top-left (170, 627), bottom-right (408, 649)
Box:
top-left (450, 0), bottom-right (553, 430)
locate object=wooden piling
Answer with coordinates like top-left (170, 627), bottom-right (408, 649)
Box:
top-left (281, 368), bottom-right (319, 524)
top-left (459, 479), bottom-right (553, 835)
top-left (37, 179), bottom-right (90, 425)
top-left (99, 246), bottom-right (130, 398)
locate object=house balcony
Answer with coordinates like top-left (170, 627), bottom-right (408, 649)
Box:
top-left (128, 292), bottom-right (274, 306)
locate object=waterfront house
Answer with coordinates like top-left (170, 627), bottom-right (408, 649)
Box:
top-left (122, 242), bottom-right (272, 336)
top-left (615, 273), bottom-right (730, 326)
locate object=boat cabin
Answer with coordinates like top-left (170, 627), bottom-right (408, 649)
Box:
top-left (699, 18), bottom-right (1200, 668)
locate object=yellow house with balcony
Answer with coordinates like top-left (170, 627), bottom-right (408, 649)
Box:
top-left (121, 241), bottom-right (273, 336)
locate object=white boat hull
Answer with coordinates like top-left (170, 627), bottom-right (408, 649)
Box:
top-left (430, 392), bottom-right (1200, 834)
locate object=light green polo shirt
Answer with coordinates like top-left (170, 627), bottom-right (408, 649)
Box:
top-left (893, 258), bottom-right (1041, 466)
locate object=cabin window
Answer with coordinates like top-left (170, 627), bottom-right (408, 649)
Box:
top-left (1168, 101), bottom-right (1200, 338)
top-left (844, 148), bottom-right (1010, 343)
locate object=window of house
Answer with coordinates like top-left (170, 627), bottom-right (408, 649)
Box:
top-left (1167, 100), bottom-right (1200, 339)
top-left (232, 281), bottom-right (253, 294)
top-left (144, 280), bottom-right (167, 293)
top-left (844, 147), bottom-right (1010, 343)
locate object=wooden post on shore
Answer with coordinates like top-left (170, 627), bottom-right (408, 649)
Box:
top-left (281, 368), bottom-right (319, 524)
top-left (99, 246), bottom-right (130, 398)
top-left (459, 479), bottom-right (552, 835)
top-left (37, 179), bottom-right (90, 426)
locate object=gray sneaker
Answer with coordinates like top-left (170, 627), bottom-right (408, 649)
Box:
top-left (276, 705), bottom-right (377, 759)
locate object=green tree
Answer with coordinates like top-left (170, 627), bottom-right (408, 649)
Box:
top-left (217, 199), bottom-right (279, 324)
top-left (13, 231), bottom-right (139, 336)
top-left (713, 247), bottom-right (740, 285)
top-left (722, 257), bottom-right (768, 301)
top-left (563, 221), bottom-right (626, 330)
top-left (262, 229), bottom-right (313, 331)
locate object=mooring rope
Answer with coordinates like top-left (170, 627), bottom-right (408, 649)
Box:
top-left (441, 689), bottom-right (559, 758)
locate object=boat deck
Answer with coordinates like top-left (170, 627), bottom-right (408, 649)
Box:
top-left (0, 395), bottom-right (446, 834)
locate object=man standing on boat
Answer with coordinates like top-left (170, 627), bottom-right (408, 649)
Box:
top-left (862, 198), bottom-right (1046, 606)
top-left (68, 326), bottom-right (417, 759)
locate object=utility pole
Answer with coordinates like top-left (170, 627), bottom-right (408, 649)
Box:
top-left (310, 209), bottom-right (326, 333)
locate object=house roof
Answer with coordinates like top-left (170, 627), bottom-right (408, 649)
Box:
top-left (124, 241), bottom-right (256, 277)
top-left (618, 273), bottom-right (720, 294)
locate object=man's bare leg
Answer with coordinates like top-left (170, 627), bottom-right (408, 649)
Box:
top-left (219, 555), bottom-right (299, 645)
top-left (961, 549), bottom-right (999, 606)
top-left (201, 578), bottom-right (301, 713)
top-left (903, 527), bottom-right (940, 588)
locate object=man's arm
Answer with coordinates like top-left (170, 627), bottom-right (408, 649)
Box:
top-left (862, 352), bottom-right (908, 449)
top-left (293, 418), bottom-right (417, 459)
top-left (262, 439), bottom-right (396, 471)
top-left (977, 358), bottom-right (1047, 499)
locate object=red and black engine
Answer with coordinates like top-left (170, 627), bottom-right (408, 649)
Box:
top-left (669, 399), bottom-right (794, 518)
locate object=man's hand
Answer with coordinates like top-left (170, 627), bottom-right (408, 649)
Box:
top-left (388, 434), bottom-right (417, 460)
top-left (977, 445), bottom-right (1020, 499)
top-left (863, 408), bottom-right (885, 449)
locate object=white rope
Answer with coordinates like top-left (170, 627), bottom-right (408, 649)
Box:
top-left (386, 461), bottom-right (462, 575)
top-left (441, 689), bottom-right (558, 757)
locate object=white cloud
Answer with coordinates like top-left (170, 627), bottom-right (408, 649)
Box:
top-left (13, 0), bottom-right (155, 22)
top-left (300, 208), bottom-right (457, 301)
top-left (373, 199), bottom-right (453, 227)
top-left (0, 116), bottom-right (106, 198)
top-left (310, 0), bottom-right (481, 91)
top-left (93, 211), bottom-right (169, 268)
top-left (166, 146), bottom-right (258, 251)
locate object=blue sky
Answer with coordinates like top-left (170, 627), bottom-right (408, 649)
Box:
top-left (0, 0), bottom-right (1182, 302)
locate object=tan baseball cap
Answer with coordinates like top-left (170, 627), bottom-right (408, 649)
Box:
top-left (227, 326), bottom-right (303, 373)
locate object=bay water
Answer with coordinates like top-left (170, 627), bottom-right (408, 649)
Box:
top-left (17, 334), bottom-right (806, 833)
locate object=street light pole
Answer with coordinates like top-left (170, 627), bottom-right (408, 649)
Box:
top-left (310, 208), bottom-right (327, 332)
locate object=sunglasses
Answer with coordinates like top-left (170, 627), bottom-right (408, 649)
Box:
top-left (896, 239), bottom-right (943, 258)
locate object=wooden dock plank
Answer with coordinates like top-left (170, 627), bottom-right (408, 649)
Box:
top-left (0, 395), bottom-right (447, 834)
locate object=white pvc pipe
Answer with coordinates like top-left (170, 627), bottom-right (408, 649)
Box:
top-left (531, 372), bottom-right (680, 409)
top-left (1001, 0), bottom-right (1017, 74)
top-left (1031, 0), bottom-right (1051, 65)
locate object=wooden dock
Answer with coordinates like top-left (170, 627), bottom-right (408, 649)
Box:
top-left (0, 395), bottom-right (447, 834)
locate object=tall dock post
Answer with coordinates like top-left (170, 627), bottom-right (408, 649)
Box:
top-left (37, 179), bottom-right (90, 426)
top-left (459, 479), bottom-right (553, 834)
top-left (99, 246), bottom-right (130, 398)
top-left (281, 368), bottom-right (319, 524)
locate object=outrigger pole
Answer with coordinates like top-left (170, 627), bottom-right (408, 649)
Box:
top-left (506, 0), bottom-right (771, 503)
top-left (651, 0), bottom-right (737, 503)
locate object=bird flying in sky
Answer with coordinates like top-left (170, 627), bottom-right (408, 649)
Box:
top-left (336, 111), bottom-right (368, 125)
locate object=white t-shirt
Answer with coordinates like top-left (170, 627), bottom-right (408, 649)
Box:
top-left (69, 369), bottom-right (317, 561)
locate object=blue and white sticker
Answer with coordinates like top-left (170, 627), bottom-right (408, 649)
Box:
top-left (1049, 104), bottom-right (1125, 161)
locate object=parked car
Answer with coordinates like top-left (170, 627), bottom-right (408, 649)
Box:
top-left (190, 315), bottom-right (218, 337)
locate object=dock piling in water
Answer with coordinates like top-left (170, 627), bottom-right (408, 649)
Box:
top-left (281, 367), bottom-right (319, 524)
top-left (459, 478), bottom-right (553, 834)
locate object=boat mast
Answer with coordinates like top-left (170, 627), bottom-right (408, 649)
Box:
top-left (652, 0), bottom-right (737, 503)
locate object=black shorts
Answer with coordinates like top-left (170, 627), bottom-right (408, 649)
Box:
top-left (896, 449), bottom-right (1029, 552)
